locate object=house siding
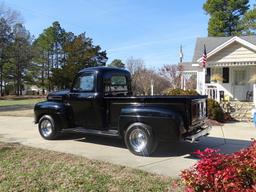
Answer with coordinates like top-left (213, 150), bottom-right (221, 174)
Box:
top-left (208, 42), bottom-right (256, 63)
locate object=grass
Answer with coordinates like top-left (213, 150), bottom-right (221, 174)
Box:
top-left (0, 98), bottom-right (44, 107)
top-left (0, 109), bottom-right (33, 117)
top-left (0, 142), bottom-right (184, 192)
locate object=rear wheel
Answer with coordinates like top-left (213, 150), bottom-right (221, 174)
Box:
top-left (38, 115), bottom-right (60, 140)
top-left (124, 123), bottom-right (158, 156)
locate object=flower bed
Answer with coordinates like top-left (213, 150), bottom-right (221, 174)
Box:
top-left (181, 141), bottom-right (256, 192)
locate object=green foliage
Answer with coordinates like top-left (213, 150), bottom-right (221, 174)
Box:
top-left (5, 23), bottom-right (33, 95)
top-left (203, 0), bottom-right (249, 36)
top-left (108, 59), bottom-right (125, 69)
top-left (50, 33), bottom-right (107, 89)
top-left (207, 98), bottom-right (224, 122)
top-left (242, 6), bottom-right (256, 34)
top-left (162, 88), bottom-right (199, 96)
top-left (33, 22), bottom-right (107, 90)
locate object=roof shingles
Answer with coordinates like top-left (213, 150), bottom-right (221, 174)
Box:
top-left (192, 36), bottom-right (256, 62)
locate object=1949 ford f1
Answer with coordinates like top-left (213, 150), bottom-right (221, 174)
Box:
top-left (34, 67), bottom-right (211, 156)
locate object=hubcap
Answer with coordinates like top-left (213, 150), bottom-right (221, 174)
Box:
top-left (129, 128), bottom-right (148, 152)
top-left (40, 119), bottom-right (53, 137)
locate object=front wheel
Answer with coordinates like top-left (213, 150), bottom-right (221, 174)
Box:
top-left (38, 115), bottom-right (60, 140)
top-left (124, 123), bottom-right (158, 156)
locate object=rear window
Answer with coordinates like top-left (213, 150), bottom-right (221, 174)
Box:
top-left (104, 75), bottom-right (128, 94)
top-left (111, 76), bottom-right (127, 86)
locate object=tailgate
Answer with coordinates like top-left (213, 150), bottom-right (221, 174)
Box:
top-left (190, 98), bottom-right (207, 129)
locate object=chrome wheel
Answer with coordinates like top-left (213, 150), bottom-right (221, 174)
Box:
top-left (129, 128), bottom-right (148, 153)
top-left (40, 119), bottom-right (53, 137)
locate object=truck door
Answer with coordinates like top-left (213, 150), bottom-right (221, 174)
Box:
top-left (69, 72), bottom-right (99, 128)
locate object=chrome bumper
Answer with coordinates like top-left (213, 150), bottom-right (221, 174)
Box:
top-left (184, 124), bottom-right (212, 143)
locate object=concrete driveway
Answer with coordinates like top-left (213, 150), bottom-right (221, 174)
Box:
top-left (0, 116), bottom-right (255, 177)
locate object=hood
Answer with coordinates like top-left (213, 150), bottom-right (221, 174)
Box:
top-left (47, 90), bottom-right (70, 101)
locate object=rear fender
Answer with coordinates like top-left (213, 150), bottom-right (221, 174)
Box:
top-left (118, 106), bottom-right (184, 141)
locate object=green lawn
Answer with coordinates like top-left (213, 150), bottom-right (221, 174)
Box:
top-left (0, 98), bottom-right (44, 107)
top-left (0, 142), bottom-right (184, 192)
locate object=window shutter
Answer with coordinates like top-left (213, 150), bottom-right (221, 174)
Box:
top-left (223, 67), bottom-right (229, 83)
top-left (205, 68), bottom-right (211, 83)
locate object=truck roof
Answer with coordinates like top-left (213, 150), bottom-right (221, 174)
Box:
top-left (79, 66), bottom-right (130, 76)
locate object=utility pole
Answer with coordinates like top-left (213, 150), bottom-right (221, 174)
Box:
top-left (150, 79), bottom-right (154, 96)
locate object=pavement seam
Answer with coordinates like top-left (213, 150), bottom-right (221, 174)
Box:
top-left (137, 157), bottom-right (176, 168)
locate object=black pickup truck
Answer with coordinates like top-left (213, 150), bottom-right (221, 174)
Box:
top-left (34, 67), bottom-right (211, 156)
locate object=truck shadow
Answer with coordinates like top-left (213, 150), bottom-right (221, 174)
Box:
top-left (59, 133), bottom-right (253, 158)
top-left (59, 133), bottom-right (126, 148)
top-left (153, 137), bottom-right (252, 158)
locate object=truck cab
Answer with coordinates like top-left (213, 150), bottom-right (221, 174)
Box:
top-left (34, 67), bottom-right (211, 156)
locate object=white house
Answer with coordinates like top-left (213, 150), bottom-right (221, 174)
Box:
top-left (182, 36), bottom-right (256, 106)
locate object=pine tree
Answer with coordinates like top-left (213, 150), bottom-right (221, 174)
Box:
top-left (203, 0), bottom-right (249, 36)
top-left (108, 59), bottom-right (125, 69)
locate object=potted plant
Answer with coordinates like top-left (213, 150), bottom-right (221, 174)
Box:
top-left (210, 73), bottom-right (223, 83)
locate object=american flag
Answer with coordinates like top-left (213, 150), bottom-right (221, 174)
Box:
top-left (201, 44), bottom-right (207, 68)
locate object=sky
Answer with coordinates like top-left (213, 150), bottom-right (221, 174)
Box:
top-left (3, 0), bottom-right (255, 69)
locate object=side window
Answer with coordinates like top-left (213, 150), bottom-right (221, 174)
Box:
top-left (73, 74), bottom-right (95, 91)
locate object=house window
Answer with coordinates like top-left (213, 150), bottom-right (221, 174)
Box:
top-left (211, 68), bottom-right (222, 83)
top-left (234, 70), bottom-right (246, 85)
top-left (205, 68), bottom-right (211, 83)
top-left (222, 67), bottom-right (229, 83)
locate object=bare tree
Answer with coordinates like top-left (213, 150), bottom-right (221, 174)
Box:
top-left (0, 3), bottom-right (22, 26)
top-left (159, 64), bottom-right (184, 89)
top-left (126, 57), bottom-right (169, 95)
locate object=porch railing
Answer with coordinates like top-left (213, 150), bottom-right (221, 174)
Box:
top-left (205, 85), bottom-right (219, 101)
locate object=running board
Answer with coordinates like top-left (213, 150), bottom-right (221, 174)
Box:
top-left (63, 128), bottom-right (121, 137)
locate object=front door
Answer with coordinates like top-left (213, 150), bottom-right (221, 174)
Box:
top-left (69, 72), bottom-right (99, 128)
top-left (233, 69), bottom-right (247, 100)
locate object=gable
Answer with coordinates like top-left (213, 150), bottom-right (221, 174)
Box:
top-left (193, 36), bottom-right (256, 62)
top-left (208, 42), bottom-right (256, 63)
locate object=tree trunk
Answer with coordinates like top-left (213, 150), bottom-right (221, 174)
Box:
top-left (47, 51), bottom-right (51, 92)
top-left (42, 59), bottom-right (45, 95)
top-left (0, 64), bottom-right (3, 96)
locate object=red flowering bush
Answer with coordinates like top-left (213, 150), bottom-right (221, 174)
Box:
top-left (181, 141), bottom-right (256, 192)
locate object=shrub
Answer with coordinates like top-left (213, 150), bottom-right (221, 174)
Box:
top-left (181, 140), bottom-right (256, 192)
top-left (163, 88), bottom-right (199, 96)
top-left (207, 98), bottom-right (224, 122)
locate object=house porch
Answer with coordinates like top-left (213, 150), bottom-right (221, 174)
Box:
top-left (204, 63), bottom-right (256, 102)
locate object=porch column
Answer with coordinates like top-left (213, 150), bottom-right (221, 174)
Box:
top-left (254, 84), bottom-right (256, 107)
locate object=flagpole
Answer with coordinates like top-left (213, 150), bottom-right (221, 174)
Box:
top-left (201, 44), bottom-right (207, 95)
top-left (202, 67), bottom-right (206, 95)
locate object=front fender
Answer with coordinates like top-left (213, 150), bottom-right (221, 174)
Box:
top-left (119, 106), bottom-right (184, 141)
top-left (34, 101), bottom-right (69, 129)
